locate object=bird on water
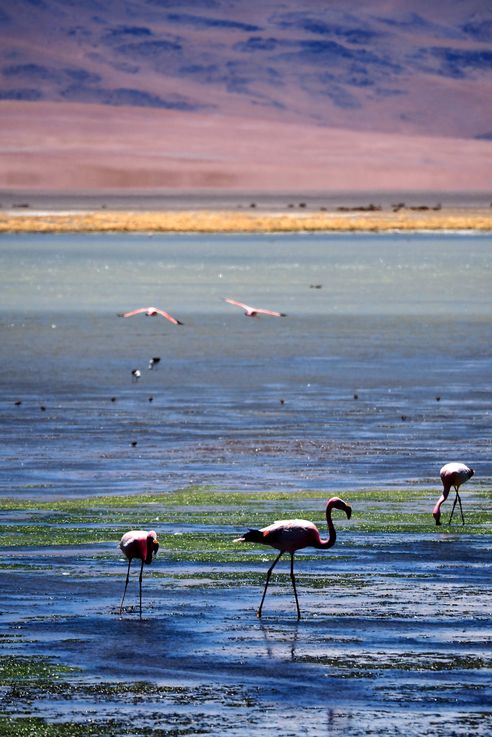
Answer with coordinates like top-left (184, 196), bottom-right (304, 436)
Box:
top-left (235, 497), bottom-right (352, 619)
top-left (119, 530), bottom-right (159, 618)
top-left (433, 462), bottom-right (474, 526)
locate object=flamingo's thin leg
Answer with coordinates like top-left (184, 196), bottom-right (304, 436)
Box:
top-left (120, 558), bottom-right (132, 614)
top-left (456, 492), bottom-right (465, 525)
top-left (139, 558), bottom-right (145, 620)
top-left (257, 551), bottom-right (284, 618)
top-left (449, 490), bottom-right (459, 525)
top-left (290, 553), bottom-right (301, 620)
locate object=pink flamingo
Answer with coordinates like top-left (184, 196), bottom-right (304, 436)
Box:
top-left (119, 307), bottom-right (183, 325)
top-left (119, 530), bottom-right (159, 618)
top-left (433, 462), bottom-right (474, 526)
top-left (235, 497), bottom-right (352, 619)
top-left (224, 298), bottom-right (286, 318)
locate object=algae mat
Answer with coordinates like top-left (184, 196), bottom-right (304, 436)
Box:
top-left (1, 487), bottom-right (491, 736)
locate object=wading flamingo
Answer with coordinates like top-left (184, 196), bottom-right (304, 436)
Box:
top-left (235, 497), bottom-right (352, 619)
top-left (433, 462), bottom-right (474, 526)
top-left (224, 298), bottom-right (286, 318)
top-left (119, 530), bottom-right (159, 618)
top-left (119, 307), bottom-right (183, 325)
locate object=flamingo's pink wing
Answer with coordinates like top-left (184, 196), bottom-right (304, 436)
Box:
top-left (255, 308), bottom-right (286, 317)
top-left (121, 308), bottom-right (147, 318)
top-left (154, 309), bottom-right (183, 325)
top-left (224, 298), bottom-right (251, 310)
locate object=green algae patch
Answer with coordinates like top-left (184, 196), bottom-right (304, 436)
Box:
top-left (0, 656), bottom-right (80, 685)
top-left (297, 652), bottom-right (491, 672)
top-left (0, 718), bottom-right (130, 737)
top-left (1, 486), bottom-right (491, 550)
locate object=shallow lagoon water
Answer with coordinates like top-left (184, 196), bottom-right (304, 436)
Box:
top-left (1, 232), bottom-right (491, 735)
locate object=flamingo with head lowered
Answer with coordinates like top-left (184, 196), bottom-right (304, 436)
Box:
top-left (119, 530), bottom-right (159, 619)
top-left (235, 497), bottom-right (352, 619)
top-left (433, 462), bottom-right (474, 526)
top-left (224, 298), bottom-right (286, 318)
top-left (119, 307), bottom-right (183, 325)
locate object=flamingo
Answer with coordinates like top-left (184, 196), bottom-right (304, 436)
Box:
top-left (119, 530), bottom-right (159, 618)
top-left (433, 462), bottom-right (474, 526)
top-left (235, 497), bottom-right (352, 619)
top-left (119, 307), bottom-right (183, 325)
top-left (224, 298), bottom-right (286, 318)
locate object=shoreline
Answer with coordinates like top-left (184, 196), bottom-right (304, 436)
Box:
top-left (1, 207), bottom-right (492, 233)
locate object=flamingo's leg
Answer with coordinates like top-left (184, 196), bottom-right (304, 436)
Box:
top-left (257, 551), bottom-right (283, 618)
top-left (456, 492), bottom-right (465, 525)
top-left (448, 489), bottom-right (459, 525)
top-left (138, 558), bottom-right (145, 620)
top-left (120, 558), bottom-right (132, 614)
top-left (290, 553), bottom-right (301, 620)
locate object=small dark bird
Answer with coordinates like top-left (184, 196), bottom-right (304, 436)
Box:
top-left (131, 441), bottom-right (138, 447)
top-left (14, 400), bottom-right (22, 406)
top-left (148, 396), bottom-right (154, 403)
top-left (40, 405), bottom-right (46, 412)
top-left (111, 397), bottom-right (117, 402)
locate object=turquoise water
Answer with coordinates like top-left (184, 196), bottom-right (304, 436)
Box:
top-left (1, 232), bottom-right (491, 497)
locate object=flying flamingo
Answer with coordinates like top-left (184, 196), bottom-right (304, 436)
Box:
top-left (119, 530), bottom-right (159, 619)
top-left (119, 307), bottom-right (183, 325)
top-left (235, 497), bottom-right (352, 619)
top-left (433, 462), bottom-right (474, 526)
top-left (224, 298), bottom-right (286, 318)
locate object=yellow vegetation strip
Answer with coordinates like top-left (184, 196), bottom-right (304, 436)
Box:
top-left (1, 209), bottom-right (492, 233)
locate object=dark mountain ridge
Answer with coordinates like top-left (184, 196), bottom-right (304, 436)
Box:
top-left (1, 0), bottom-right (491, 138)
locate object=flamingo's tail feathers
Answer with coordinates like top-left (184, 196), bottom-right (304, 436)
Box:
top-left (234, 529), bottom-right (264, 544)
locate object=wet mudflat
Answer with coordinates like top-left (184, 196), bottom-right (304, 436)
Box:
top-left (1, 488), bottom-right (491, 736)
top-left (1, 232), bottom-right (491, 735)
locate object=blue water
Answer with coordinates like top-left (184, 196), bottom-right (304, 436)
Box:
top-left (1, 232), bottom-right (491, 498)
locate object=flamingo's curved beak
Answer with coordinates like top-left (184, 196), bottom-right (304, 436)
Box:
top-left (345, 505), bottom-right (352, 520)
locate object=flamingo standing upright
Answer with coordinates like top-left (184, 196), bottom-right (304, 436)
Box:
top-left (224, 298), bottom-right (286, 317)
top-left (119, 530), bottom-right (159, 618)
top-left (235, 497), bottom-right (352, 619)
top-left (119, 307), bottom-right (183, 325)
top-left (433, 462), bottom-right (474, 526)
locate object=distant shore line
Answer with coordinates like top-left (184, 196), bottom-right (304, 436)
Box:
top-left (1, 208), bottom-right (492, 233)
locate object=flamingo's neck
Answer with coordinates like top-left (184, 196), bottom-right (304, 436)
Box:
top-left (433, 493), bottom-right (447, 523)
top-left (145, 536), bottom-right (154, 564)
top-left (315, 506), bottom-right (337, 549)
